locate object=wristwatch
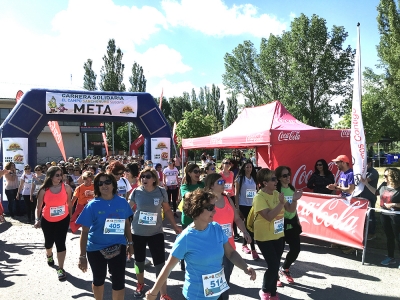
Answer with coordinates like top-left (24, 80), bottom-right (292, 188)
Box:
top-left (127, 241), bottom-right (133, 245)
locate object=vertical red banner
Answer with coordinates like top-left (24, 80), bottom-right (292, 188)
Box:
top-left (48, 121), bottom-right (66, 161)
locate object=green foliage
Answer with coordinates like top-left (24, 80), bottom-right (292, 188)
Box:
top-left (83, 59), bottom-right (97, 91)
top-left (116, 123), bottom-right (140, 151)
top-left (129, 62), bottom-right (146, 92)
top-left (224, 92), bottom-right (238, 128)
top-left (99, 39), bottom-right (126, 92)
top-left (223, 13), bottom-right (354, 128)
top-left (175, 109), bottom-right (218, 148)
top-left (169, 95), bottom-right (192, 124)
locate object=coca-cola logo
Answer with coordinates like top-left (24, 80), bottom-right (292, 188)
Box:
top-left (185, 139), bottom-right (194, 146)
top-left (277, 117), bottom-right (301, 124)
top-left (297, 198), bottom-right (366, 232)
top-left (292, 164), bottom-right (313, 188)
top-left (210, 137), bottom-right (222, 145)
top-left (341, 130), bottom-right (350, 138)
top-left (277, 131), bottom-right (300, 141)
top-left (245, 132), bottom-right (264, 143)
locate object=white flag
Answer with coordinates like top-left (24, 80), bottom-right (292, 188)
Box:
top-left (351, 24), bottom-right (367, 196)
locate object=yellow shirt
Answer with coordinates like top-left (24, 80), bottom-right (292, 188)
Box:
top-left (253, 190), bottom-right (285, 241)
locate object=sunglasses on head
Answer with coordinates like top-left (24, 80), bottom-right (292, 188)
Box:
top-left (281, 173), bottom-right (291, 178)
top-left (192, 169), bottom-right (200, 174)
top-left (140, 174), bottom-right (153, 179)
top-left (217, 179), bottom-right (225, 185)
top-left (204, 204), bottom-right (215, 212)
top-left (98, 179), bottom-right (112, 186)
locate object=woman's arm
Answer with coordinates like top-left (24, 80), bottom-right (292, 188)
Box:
top-left (65, 185), bottom-right (73, 218)
top-left (234, 183), bottom-right (240, 208)
top-left (146, 255), bottom-right (180, 300)
top-left (227, 197), bottom-right (251, 244)
top-left (17, 177), bottom-right (24, 196)
top-left (34, 189), bottom-right (45, 228)
top-left (306, 174), bottom-right (315, 189)
top-left (258, 193), bottom-right (286, 222)
top-left (162, 202), bottom-right (182, 234)
top-left (78, 226), bottom-right (89, 272)
top-left (124, 218), bottom-right (134, 255)
top-left (360, 177), bottom-right (377, 194)
top-left (224, 242), bottom-right (256, 280)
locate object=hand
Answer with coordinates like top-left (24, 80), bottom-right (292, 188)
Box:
top-left (145, 291), bottom-right (157, 300)
top-left (360, 177), bottom-right (368, 184)
top-left (225, 192), bottom-right (232, 197)
top-left (327, 184), bottom-right (337, 190)
top-left (174, 226), bottom-right (182, 234)
top-left (78, 257), bottom-right (88, 272)
top-left (243, 231), bottom-right (252, 244)
top-left (244, 266), bottom-right (256, 281)
top-left (278, 193), bottom-right (286, 205)
top-left (384, 203), bottom-right (395, 209)
top-left (34, 220), bottom-right (41, 229)
top-left (293, 190), bottom-right (303, 201)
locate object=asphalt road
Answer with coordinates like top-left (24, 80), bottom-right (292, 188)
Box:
top-left (0, 215), bottom-right (399, 300)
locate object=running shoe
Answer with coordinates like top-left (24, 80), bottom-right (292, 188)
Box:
top-left (279, 267), bottom-right (294, 283)
top-left (251, 250), bottom-right (259, 260)
top-left (381, 257), bottom-right (396, 266)
top-left (160, 294), bottom-right (172, 300)
top-left (242, 245), bottom-right (251, 254)
top-left (57, 268), bottom-right (67, 281)
top-left (259, 289), bottom-right (271, 300)
top-left (47, 254), bottom-right (54, 266)
top-left (134, 283), bottom-right (145, 298)
top-left (276, 279), bottom-right (283, 287)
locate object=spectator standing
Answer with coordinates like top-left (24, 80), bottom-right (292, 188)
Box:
top-left (163, 159), bottom-right (179, 218)
top-left (307, 159), bottom-right (335, 194)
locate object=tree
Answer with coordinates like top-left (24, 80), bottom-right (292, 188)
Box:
top-left (83, 59), bottom-right (97, 91)
top-left (99, 39), bottom-right (126, 152)
top-left (224, 92), bottom-right (238, 128)
top-left (129, 62), bottom-right (146, 92)
top-left (175, 109), bottom-right (219, 148)
top-left (223, 13), bottom-right (355, 128)
top-left (169, 95), bottom-right (192, 124)
top-left (99, 39), bottom-right (126, 92)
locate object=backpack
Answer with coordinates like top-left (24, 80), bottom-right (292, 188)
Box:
top-left (246, 206), bottom-right (258, 233)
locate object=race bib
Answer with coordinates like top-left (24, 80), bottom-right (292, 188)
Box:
top-left (138, 211), bottom-right (158, 226)
top-left (202, 268), bottom-right (229, 297)
top-left (103, 218), bottom-right (125, 235)
top-left (26, 179), bottom-right (32, 184)
top-left (285, 196), bottom-right (293, 204)
top-left (169, 179), bottom-right (177, 185)
top-left (220, 223), bottom-right (232, 239)
top-left (246, 189), bottom-right (256, 199)
top-left (50, 205), bottom-right (65, 217)
top-left (274, 218), bottom-right (284, 234)
top-left (224, 183), bottom-right (232, 191)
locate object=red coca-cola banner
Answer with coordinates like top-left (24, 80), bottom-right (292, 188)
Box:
top-left (298, 192), bottom-right (369, 249)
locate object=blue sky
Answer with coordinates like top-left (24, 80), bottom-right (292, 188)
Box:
top-left (0, 0), bottom-right (382, 103)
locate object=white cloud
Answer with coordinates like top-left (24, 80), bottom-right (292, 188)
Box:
top-left (0, 0), bottom-right (190, 97)
top-left (161, 0), bottom-right (287, 37)
top-left (132, 44), bottom-right (192, 79)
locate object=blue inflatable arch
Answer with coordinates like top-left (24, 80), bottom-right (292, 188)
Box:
top-left (0, 88), bottom-right (171, 167)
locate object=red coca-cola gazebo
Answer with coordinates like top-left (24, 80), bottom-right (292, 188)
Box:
top-left (182, 101), bottom-right (351, 189)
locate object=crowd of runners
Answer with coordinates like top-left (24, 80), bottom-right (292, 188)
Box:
top-left (0, 152), bottom-right (399, 300)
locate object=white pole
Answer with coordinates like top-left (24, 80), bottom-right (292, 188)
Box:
top-left (84, 122), bottom-right (88, 158)
top-left (112, 122), bottom-right (115, 155)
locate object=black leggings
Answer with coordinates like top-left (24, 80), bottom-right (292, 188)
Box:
top-left (166, 187), bottom-right (179, 212)
top-left (381, 213), bottom-right (400, 258)
top-left (22, 195), bottom-right (35, 221)
top-left (132, 233), bottom-right (165, 266)
top-left (239, 205), bottom-right (256, 250)
top-left (5, 188), bottom-right (18, 217)
top-left (87, 245), bottom-right (126, 290)
top-left (41, 215), bottom-right (70, 252)
top-left (257, 238), bottom-right (285, 296)
top-left (282, 228), bottom-right (301, 269)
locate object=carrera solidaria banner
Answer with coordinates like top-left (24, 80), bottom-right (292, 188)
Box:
top-left (297, 192), bottom-right (369, 249)
top-left (45, 92), bottom-right (138, 117)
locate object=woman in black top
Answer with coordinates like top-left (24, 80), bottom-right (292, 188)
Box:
top-left (307, 159), bottom-right (335, 194)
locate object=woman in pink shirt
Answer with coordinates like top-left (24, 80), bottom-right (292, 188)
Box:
top-left (204, 173), bottom-right (251, 300)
